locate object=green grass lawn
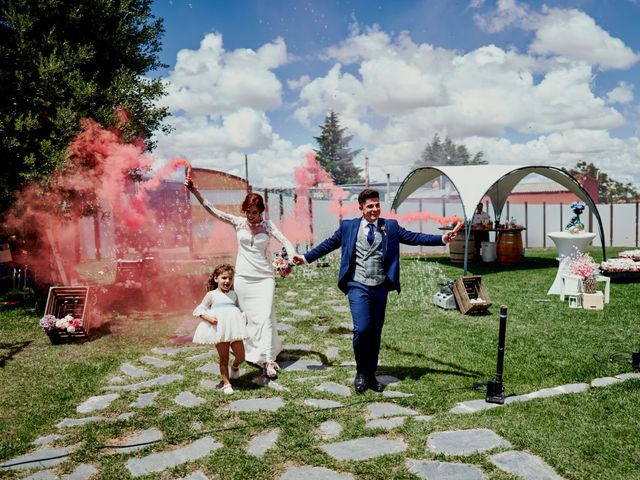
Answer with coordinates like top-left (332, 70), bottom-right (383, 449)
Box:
top-left (0, 247), bottom-right (638, 479)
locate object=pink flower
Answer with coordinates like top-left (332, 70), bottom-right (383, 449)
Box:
top-left (569, 251), bottom-right (600, 279)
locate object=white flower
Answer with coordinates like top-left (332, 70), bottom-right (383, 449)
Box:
top-left (67, 326), bottom-right (76, 333)
top-left (64, 314), bottom-right (74, 321)
top-left (56, 319), bottom-right (70, 329)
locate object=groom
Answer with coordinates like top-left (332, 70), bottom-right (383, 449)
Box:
top-left (293, 189), bottom-right (456, 393)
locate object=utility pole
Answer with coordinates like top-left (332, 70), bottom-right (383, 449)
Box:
top-left (244, 154), bottom-right (250, 192)
top-left (365, 156), bottom-right (370, 188)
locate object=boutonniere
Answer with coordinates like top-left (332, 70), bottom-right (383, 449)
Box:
top-left (380, 224), bottom-right (387, 236)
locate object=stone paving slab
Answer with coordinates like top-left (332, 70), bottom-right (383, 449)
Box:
top-left (76, 393), bottom-right (119, 413)
top-left (131, 392), bottom-right (159, 409)
top-left (291, 309), bottom-right (313, 317)
top-left (151, 346), bottom-right (203, 356)
top-left (199, 379), bottom-right (220, 390)
top-left (406, 459), bottom-right (486, 480)
top-left (175, 391), bottom-right (206, 408)
top-left (276, 323), bottom-right (296, 332)
top-left (177, 470), bottom-right (209, 480)
top-left (278, 465), bottom-right (355, 480)
top-left (450, 399), bottom-right (502, 414)
top-left (413, 415), bottom-right (434, 422)
top-left (366, 402), bottom-right (418, 419)
top-left (316, 382), bottom-right (351, 397)
top-left (325, 347), bottom-right (340, 359)
top-left (32, 434), bottom-right (64, 446)
top-left (318, 420), bottom-right (343, 440)
top-left (320, 436), bottom-right (407, 461)
top-left (591, 376), bottom-right (623, 387)
top-left (140, 356), bottom-right (175, 368)
top-left (107, 428), bottom-right (164, 454)
top-left (0, 445), bottom-right (75, 470)
top-left (293, 375), bottom-right (327, 383)
top-left (304, 399), bottom-right (342, 409)
top-left (313, 325), bottom-right (330, 332)
top-left (427, 429), bottom-right (511, 456)
top-left (252, 376), bottom-right (290, 392)
top-left (126, 436), bottom-right (221, 477)
top-left (280, 359), bottom-right (330, 371)
top-left (365, 416), bottom-right (406, 430)
top-left (615, 372), bottom-right (640, 380)
top-left (103, 374), bottom-right (183, 392)
top-left (490, 450), bottom-right (563, 479)
top-left (227, 397), bottom-right (285, 412)
top-left (332, 306), bottom-right (349, 313)
top-left (23, 471), bottom-right (58, 480)
top-left (57, 416), bottom-right (107, 429)
top-left (61, 462), bottom-right (98, 480)
top-left (197, 363), bottom-right (221, 375)
top-left (247, 428), bottom-right (279, 457)
top-left (377, 375), bottom-right (401, 386)
top-left (186, 351), bottom-right (217, 362)
top-left (120, 363), bottom-right (151, 378)
top-left (382, 390), bottom-right (413, 398)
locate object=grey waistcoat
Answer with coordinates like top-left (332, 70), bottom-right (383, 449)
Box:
top-left (353, 225), bottom-right (385, 286)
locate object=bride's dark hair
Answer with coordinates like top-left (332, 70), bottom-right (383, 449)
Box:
top-left (206, 263), bottom-right (235, 291)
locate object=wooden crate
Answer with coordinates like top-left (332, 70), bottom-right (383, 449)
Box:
top-left (582, 291), bottom-right (604, 310)
top-left (44, 286), bottom-right (92, 343)
top-left (452, 275), bottom-right (492, 314)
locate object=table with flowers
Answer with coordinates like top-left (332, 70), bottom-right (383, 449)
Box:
top-left (547, 201), bottom-right (597, 295)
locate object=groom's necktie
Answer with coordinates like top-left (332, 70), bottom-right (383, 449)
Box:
top-left (366, 223), bottom-right (375, 246)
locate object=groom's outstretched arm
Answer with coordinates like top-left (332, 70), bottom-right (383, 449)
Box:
top-left (397, 225), bottom-right (446, 246)
top-left (293, 226), bottom-right (343, 265)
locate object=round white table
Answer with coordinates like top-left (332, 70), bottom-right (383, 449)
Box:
top-left (547, 231), bottom-right (596, 295)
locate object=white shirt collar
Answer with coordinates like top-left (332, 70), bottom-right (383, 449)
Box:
top-left (360, 218), bottom-right (378, 229)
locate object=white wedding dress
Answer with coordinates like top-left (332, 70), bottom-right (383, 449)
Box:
top-left (200, 199), bottom-right (296, 364)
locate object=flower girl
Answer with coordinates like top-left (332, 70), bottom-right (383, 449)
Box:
top-left (193, 264), bottom-right (248, 394)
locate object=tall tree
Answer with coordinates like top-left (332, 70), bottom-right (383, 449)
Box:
top-left (413, 134), bottom-right (486, 169)
top-left (0, 0), bottom-right (169, 214)
top-left (313, 111), bottom-right (363, 185)
top-left (565, 161), bottom-right (639, 203)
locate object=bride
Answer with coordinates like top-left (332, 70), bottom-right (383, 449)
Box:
top-left (186, 180), bottom-right (296, 378)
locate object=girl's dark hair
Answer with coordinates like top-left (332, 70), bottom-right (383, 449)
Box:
top-left (206, 263), bottom-right (235, 291)
top-left (241, 193), bottom-right (265, 213)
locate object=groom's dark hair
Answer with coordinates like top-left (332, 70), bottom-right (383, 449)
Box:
top-left (358, 189), bottom-right (380, 205)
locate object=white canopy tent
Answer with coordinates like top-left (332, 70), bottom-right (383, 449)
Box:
top-left (391, 165), bottom-right (605, 273)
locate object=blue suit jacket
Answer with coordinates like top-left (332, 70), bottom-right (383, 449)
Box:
top-left (304, 217), bottom-right (444, 294)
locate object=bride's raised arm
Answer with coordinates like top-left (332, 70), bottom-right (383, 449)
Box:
top-left (185, 180), bottom-right (242, 226)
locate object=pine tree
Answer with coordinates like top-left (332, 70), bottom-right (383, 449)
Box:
top-left (313, 111), bottom-right (363, 185)
top-left (0, 0), bottom-right (169, 214)
top-left (413, 134), bottom-right (485, 169)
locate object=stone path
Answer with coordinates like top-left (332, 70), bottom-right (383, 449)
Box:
top-left (4, 279), bottom-right (639, 479)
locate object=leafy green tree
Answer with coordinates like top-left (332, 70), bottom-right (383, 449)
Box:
top-left (413, 134), bottom-right (485, 169)
top-left (0, 0), bottom-right (169, 214)
top-left (566, 161), bottom-right (639, 203)
top-left (313, 111), bottom-right (363, 185)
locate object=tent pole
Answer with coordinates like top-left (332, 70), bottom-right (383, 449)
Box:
top-left (463, 221), bottom-right (471, 276)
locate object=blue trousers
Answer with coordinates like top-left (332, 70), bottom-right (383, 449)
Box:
top-left (346, 281), bottom-right (389, 376)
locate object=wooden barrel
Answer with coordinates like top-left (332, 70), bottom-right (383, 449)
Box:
top-left (496, 230), bottom-right (523, 265)
top-left (449, 232), bottom-right (475, 263)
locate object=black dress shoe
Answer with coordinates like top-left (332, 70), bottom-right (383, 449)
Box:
top-left (366, 375), bottom-right (384, 392)
top-left (354, 373), bottom-right (366, 394)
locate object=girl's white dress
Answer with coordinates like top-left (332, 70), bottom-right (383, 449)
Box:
top-left (199, 199), bottom-right (297, 363)
top-left (192, 289), bottom-right (248, 344)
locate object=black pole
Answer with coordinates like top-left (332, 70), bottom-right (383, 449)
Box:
top-left (486, 305), bottom-right (508, 404)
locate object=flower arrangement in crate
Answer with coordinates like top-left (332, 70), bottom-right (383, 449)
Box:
top-left (39, 314), bottom-right (82, 334)
top-left (568, 250), bottom-right (600, 293)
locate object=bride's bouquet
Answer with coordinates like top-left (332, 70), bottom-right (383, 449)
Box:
top-left (273, 249), bottom-right (293, 278)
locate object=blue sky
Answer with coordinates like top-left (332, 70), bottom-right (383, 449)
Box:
top-left (150, 0), bottom-right (640, 189)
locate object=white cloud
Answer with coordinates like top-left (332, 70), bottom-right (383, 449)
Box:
top-left (474, 1), bottom-right (639, 70)
top-left (530, 7), bottom-right (639, 70)
top-left (159, 33), bottom-right (288, 116)
top-left (606, 81), bottom-right (634, 105)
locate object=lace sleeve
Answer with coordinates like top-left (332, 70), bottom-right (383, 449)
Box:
top-left (202, 199), bottom-right (242, 226)
top-left (193, 291), bottom-right (214, 317)
top-left (266, 220), bottom-right (297, 259)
